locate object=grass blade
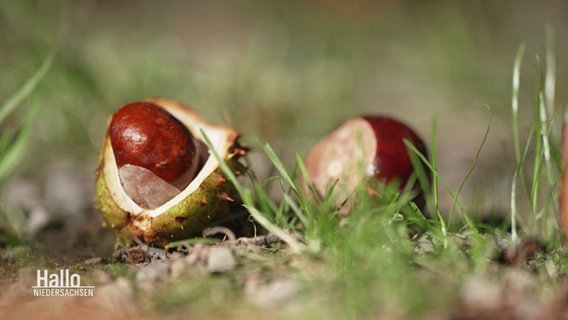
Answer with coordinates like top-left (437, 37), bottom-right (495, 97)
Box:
top-left (510, 44), bottom-right (526, 242)
top-left (449, 107), bottom-right (492, 231)
top-left (0, 103), bottom-right (39, 182)
top-left (0, 52), bottom-right (55, 124)
top-left (511, 44), bottom-right (526, 162)
top-left (201, 130), bottom-right (305, 253)
top-left (545, 26), bottom-right (555, 115)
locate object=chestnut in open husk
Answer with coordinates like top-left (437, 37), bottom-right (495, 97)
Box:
top-left (95, 98), bottom-right (245, 247)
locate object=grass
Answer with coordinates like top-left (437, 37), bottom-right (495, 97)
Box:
top-left (0, 52), bottom-right (53, 242)
top-left (198, 39), bottom-right (566, 318)
top-left (208, 143), bottom-right (468, 317)
top-left (215, 148), bottom-right (450, 317)
top-left (510, 33), bottom-right (562, 244)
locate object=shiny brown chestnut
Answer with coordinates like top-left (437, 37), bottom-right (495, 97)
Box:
top-left (109, 102), bottom-right (201, 190)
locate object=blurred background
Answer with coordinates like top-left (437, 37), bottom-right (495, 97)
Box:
top-left (0, 0), bottom-right (567, 253)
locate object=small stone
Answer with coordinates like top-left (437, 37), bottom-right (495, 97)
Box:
top-left (183, 243), bottom-right (209, 269)
top-left (146, 247), bottom-right (169, 262)
top-left (460, 276), bottom-right (503, 311)
top-left (415, 235), bottom-right (434, 254)
top-left (245, 274), bottom-right (302, 309)
top-left (83, 257), bottom-right (103, 266)
top-left (207, 246), bottom-right (237, 273)
top-left (136, 261), bottom-right (170, 282)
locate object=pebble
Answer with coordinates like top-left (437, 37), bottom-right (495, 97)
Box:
top-left (136, 261), bottom-right (170, 282)
top-left (207, 246), bottom-right (237, 274)
top-left (83, 257), bottom-right (103, 266)
top-left (245, 274), bottom-right (301, 309)
top-left (460, 276), bottom-right (503, 311)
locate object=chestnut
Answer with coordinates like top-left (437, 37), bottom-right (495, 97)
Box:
top-left (96, 98), bottom-right (245, 246)
top-left (108, 101), bottom-right (202, 190)
top-left (305, 115), bottom-right (429, 211)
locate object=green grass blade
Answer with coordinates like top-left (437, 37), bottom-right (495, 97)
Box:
top-left (283, 193), bottom-right (308, 226)
top-left (201, 130), bottom-right (304, 253)
top-left (0, 52), bottom-right (55, 124)
top-left (545, 26), bottom-right (555, 115)
top-left (448, 107), bottom-right (492, 231)
top-left (0, 103), bottom-right (39, 182)
top-left (263, 144), bottom-right (297, 193)
top-left (421, 117), bottom-right (447, 241)
top-left (511, 44), bottom-right (526, 162)
top-left (405, 142), bottom-right (470, 230)
top-left (510, 44), bottom-right (526, 242)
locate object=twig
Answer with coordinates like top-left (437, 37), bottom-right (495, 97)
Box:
top-left (202, 226), bottom-right (237, 241)
top-left (203, 226), bottom-right (290, 247)
top-left (228, 234), bottom-right (282, 247)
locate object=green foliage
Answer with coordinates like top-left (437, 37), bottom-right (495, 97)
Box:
top-left (0, 52), bottom-right (53, 241)
top-left (510, 32), bottom-right (562, 244)
top-left (206, 133), bottom-right (484, 317)
top-left (202, 38), bottom-right (564, 317)
top-left (0, 53), bottom-right (54, 182)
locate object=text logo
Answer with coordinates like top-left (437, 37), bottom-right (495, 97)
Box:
top-left (33, 269), bottom-right (95, 297)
